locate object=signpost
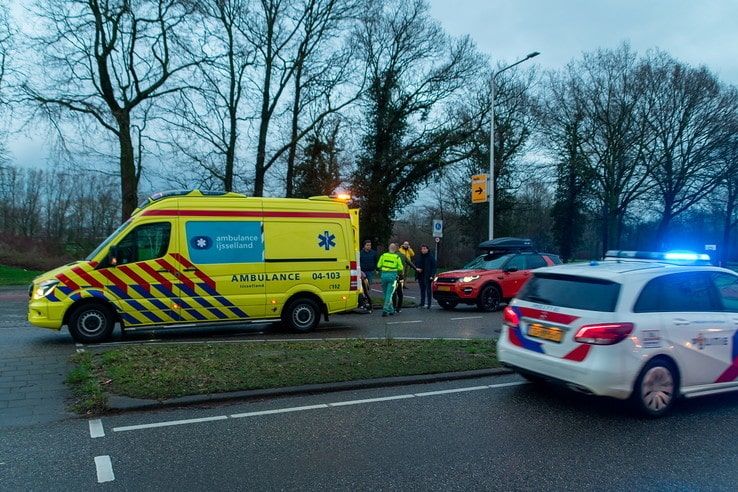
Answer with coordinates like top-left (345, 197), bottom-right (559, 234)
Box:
top-left (432, 220), bottom-right (443, 261)
top-left (471, 174), bottom-right (488, 204)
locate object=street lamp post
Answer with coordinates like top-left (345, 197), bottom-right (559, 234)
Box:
top-left (489, 51), bottom-right (540, 240)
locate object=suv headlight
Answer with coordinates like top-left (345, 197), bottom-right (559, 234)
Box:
top-left (33, 280), bottom-right (59, 300)
top-left (460, 275), bottom-right (480, 283)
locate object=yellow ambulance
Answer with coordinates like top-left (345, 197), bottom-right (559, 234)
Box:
top-left (27, 190), bottom-right (361, 343)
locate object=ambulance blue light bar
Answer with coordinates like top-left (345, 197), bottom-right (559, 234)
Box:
top-left (604, 250), bottom-right (712, 266)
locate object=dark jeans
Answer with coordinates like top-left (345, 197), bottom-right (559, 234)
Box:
top-left (418, 276), bottom-right (432, 307)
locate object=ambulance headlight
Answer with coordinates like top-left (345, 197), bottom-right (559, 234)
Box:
top-left (460, 275), bottom-right (480, 283)
top-left (33, 280), bottom-right (59, 300)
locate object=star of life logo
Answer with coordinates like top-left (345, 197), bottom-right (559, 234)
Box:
top-left (190, 235), bottom-right (213, 250)
top-left (318, 231), bottom-right (336, 251)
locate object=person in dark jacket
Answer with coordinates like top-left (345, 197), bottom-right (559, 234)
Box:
top-left (359, 240), bottom-right (377, 282)
top-left (359, 240), bottom-right (377, 312)
top-left (414, 244), bottom-right (437, 309)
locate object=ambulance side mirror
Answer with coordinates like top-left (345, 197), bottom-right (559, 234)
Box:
top-left (107, 246), bottom-right (120, 267)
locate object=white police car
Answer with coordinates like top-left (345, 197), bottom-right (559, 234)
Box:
top-left (497, 251), bottom-right (738, 417)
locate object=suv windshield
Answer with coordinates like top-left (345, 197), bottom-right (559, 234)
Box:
top-left (463, 254), bottom-right (513, 270)
top-left (518, 273), bottom-right (621, 312)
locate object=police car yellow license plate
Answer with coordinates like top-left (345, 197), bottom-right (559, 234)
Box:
top-left (527, 323), bottom-right (564, 343)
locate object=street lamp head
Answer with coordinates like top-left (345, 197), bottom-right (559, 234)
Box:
top-left (527, 51), bottom-right (540, 59)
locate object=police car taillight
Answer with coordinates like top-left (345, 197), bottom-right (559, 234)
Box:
top-left (503, 306), bottom-right (519, 328)
top-left (574, 323), bottom-right (634, 345)
top-left (349, 260), bottom-right (359, 291)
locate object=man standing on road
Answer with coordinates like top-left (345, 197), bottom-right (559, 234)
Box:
top-left (415, 244), bottom-right (437, 309)
top-left (359, 240), bottom-right (377, 312)
top-left (377, 243), bottom-right (404, 317)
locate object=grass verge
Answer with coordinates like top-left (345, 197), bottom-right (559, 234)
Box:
top-left (0, 264), bottom-right (42, 286)
top-left (68, 339), bottom-right (498, 412)
top-left (66, 352), bottom-right (108, 414)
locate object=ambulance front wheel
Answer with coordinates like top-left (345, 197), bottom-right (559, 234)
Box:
top-left (283, 297), bottom-right (320, 333)
top-left (68, 302), bottom-right (116, 343)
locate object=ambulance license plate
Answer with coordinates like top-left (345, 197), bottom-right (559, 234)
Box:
top-left (527, 323), bottom-right (564, 343)
top-left (437, 286), bottom-right (451, 291)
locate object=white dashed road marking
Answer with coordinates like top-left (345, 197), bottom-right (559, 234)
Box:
top-left (450, 316), bottom-right (484, 321)
top-left (113, 415), bottom-right (228, 433)
top-left (109, 381), bottom-right (525, 433)
top-left (386, 320), bottom-right (423, 325)
top-left (88, 419), bottom-right (105, 438)
top-left (231, 404), bottom-right (329, 418)
top-left (94, 456), bottom-right (115, 483)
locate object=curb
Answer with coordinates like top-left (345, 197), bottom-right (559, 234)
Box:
top-left (106, 367), bottom-right (514, 413)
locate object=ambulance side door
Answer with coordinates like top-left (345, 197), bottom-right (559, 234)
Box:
top-left (176, 217), bottom-right (267, 322)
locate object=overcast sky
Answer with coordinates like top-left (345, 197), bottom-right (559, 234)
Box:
top-left (428, 0), bottom-right (738, 84)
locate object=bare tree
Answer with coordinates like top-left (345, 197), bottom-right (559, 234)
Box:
top-left (243, 0), bottom-right (359, 197)
top-left (23, 0), bottom-right (203, 219)
top-left (160, 0), bottom-right (255, 192)
top-left (717, 131), bottom-right (738, 266)
top-left (639, 51), bottom-right (738, 245)
top-left (0, 4), bottom-right (13, 164)
top-left (569, 45), bottom-right (654, 253)
top-left (352, 0), bottom-right (484, 244)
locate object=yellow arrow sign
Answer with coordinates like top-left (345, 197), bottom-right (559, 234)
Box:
top-left (471, 174), bottom-right (488, 203)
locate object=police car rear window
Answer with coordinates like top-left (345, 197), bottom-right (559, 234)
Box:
top-left (518, 273), bottom-right (621, 312)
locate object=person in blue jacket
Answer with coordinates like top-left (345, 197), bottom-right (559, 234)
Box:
top-left (414, 244), bottom-right (437, 309)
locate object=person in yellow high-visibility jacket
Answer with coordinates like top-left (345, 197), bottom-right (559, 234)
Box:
top-left (377, 243), bottom-right (404, 317)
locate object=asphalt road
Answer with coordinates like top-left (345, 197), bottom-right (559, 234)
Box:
top-left (1, 374), bottom-right (737, 490)
top-left (3, 285), bottom-right (738, 490)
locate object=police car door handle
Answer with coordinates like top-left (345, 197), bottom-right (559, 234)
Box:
top-left (673, 318), bottom-right (690, 326)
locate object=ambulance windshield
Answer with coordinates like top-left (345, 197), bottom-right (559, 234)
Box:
top-left (85, 220), bottom-right (130, 261)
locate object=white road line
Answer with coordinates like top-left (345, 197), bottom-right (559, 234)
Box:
top-left (385, 320), bottom-right (423, 325)
top-left (414, 385), bottom-right (490, 397)
top-left (108, 381), bottom-right (525, 433)
top-left (113, 415), bottom-right (228, 432)
top-left (450, 316), bottom-right (484, 321)
top-left (328, 394), bottom-right (416, 407)
top-left (94, 456), bottom-right (115, 483)
top-left (88, 419), bottom-right (105, 438)
top-left (487, 381), bottom-right (527, 389)
top-left (231, 404), bottom-right (328, 418)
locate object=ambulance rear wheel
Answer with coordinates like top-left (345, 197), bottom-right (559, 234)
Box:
top-left (283, 297), bottom-right (320, 333)
top-left (68, 302), bottom-right (115, 343)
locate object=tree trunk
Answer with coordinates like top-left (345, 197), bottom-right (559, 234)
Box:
top-left (656, 197), bottom-right (675, 249)
top-left (285, 66), bottom-right (303, 198)
top-left (118, 113), bottom-right (138, 220)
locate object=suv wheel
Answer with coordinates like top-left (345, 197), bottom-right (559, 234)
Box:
top-left (477, 285), bottom-right (501, 312)
top-left (632, 359), bottom-right (678, 417)
top-left (437, 300), bottom-right (458, 310)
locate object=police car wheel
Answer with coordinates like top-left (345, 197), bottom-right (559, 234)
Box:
top-left (68, 303), bottom-right (115, 343)
top-left (283, 298), bottom-right (320, 333)
top-left (632, 359), bottom-right (678, 417)
top-left (477, 285), bottom-right (501, 312)
top-left (438, 300), bottom-right (457, 310)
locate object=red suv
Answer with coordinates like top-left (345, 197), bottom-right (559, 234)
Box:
top-left (431, 251), bottom-right (561, 311)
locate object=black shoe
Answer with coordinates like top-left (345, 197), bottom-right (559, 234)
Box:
top-left (389, 312), bottom-right (395, 316)
top-left (396, 309), bottom-right (401, 313)
top-left (382, 312), bottom-right (388, 317)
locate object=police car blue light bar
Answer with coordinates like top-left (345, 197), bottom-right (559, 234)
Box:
top-left (604, 250), bottom-right (712, 266)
